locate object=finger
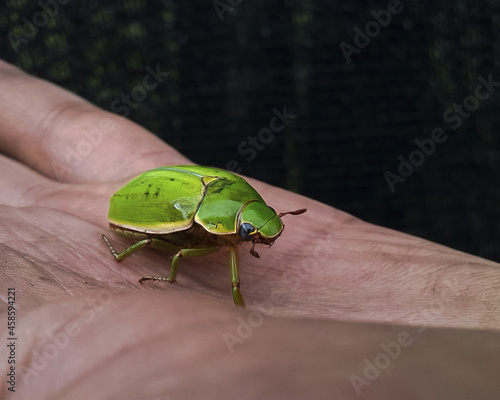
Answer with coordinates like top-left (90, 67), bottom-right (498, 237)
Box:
top-left (0, 154), bottom-right (115, 226)
top-left (0, 60), bottom-right (189, 183)
top-left (0, 154), bottom-right (56, 207)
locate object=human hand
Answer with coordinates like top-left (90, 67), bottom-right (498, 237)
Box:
top-left (1, 60), bottom-right (499, 399)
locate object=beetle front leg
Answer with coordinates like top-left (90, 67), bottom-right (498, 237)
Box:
top-left (229, 245), bottom-right (245, 307)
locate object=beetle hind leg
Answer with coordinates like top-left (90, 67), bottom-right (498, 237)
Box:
top-left (139, 246), bottom-right (220, 286)
top-left (102, 234), bottom-right (152, 261)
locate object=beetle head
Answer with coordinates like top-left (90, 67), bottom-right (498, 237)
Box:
top-left (238, 201), bottom-right (307, 258)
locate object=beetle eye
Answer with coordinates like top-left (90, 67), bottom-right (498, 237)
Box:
top-left (239, 223), bottom-right (255, 241)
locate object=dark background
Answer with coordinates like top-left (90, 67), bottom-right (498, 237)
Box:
top-left (1, 0), bottom-right (499, 262)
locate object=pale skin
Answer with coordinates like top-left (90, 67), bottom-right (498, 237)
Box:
top-left (0, 60), bottom-right (499, 399)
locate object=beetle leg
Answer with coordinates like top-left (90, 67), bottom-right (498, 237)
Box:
top-left (102, 234), bottom-right (152, 261)
top-left (229, 245), bottom-right (245, 307)
top-left (139, 246), bottom-right (220, 285)
top-left (169, 247), bottom-right (220, 283)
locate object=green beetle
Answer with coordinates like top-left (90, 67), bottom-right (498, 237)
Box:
top-left (102, 165), bottom-right (306, 306)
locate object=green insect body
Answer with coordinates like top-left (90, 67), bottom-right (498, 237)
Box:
top-left (102, 165), bottom-right (306, 306)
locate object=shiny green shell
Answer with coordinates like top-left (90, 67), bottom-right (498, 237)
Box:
top-left (108, 165), bottom-right (283, 239)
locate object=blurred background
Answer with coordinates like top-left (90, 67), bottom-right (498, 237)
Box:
top-left (1, 0), bottom-right (499, 262)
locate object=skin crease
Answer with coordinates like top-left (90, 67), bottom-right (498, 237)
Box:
top-left (0, 60), bottom-right (499, 399)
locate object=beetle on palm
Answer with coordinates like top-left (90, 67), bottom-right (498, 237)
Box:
top-left (102, 165), bottom-right (306, 306)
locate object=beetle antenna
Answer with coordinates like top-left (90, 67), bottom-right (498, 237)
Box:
top-left (278, 208), bottom-right (307, 218)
